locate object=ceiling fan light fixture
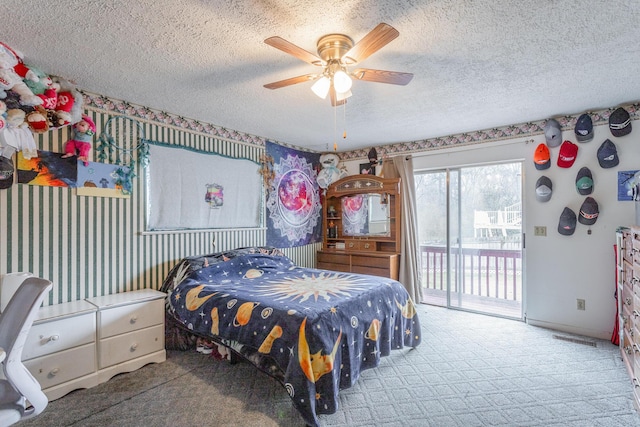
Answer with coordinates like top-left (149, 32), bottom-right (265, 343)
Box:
top-left (336, 89), bottom-right (352, 102)
top-left (333, 70), bottom-right (352, 93)
top-left (311, 76), bottom-right (331, 99)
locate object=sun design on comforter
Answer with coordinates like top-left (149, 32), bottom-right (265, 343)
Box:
top-left (258, 271), bottom-right (370, 302)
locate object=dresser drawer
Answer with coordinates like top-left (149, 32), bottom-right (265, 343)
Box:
top-left (23, 312), bottom-right (95, 361)
top-left (317, 261), bottom-right (350, 273)
top-left (99, 299), bottom-right (164, 339)
top-left (317, 252), bottom-right (350, 266)
top-left (24, 342), bottom-right (96, 389)
top-left (99, 324), bottom-right (164, 369)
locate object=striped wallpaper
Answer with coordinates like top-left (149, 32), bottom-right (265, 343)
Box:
top-left (0, 105), bottom-right (320, 306)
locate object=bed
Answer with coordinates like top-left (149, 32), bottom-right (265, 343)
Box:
top-left (160, 246), bottom-right (421, 426)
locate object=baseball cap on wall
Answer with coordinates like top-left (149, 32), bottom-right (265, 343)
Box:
top-left (558, 207), bottom-right (577, 236)
top-left (574, 113), bottom-right (594, 142)
top-left (597, 139), bottom-right (619, 168)
top-left (609, 107), bottom-right (632, 137)
top-left (535, 176), bottom-right (553, 202)
top-left (575, 167), bottom-right (593, 195)
top-left (544, 119), bottom-right (562, 147)
top-left (557, 140), bottom-right (578, 168)
top-left (533, 143), bottom-right (550, 170)
top-left (0, 156), bottom-right (14, 190)
top-left (578, 197), bottom-right (599, 226)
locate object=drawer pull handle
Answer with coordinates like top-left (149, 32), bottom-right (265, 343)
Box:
top-left (364, 243), bottom-right (370, 249)
top-left (626, 345), bottom-right (633, 354)
top-left (48, 334), bottom-right (60, 342)
top-left (50, 368), bottom-right (59, 377)
top-left (130, 316), bottom-right (138, 324)
top-left (626, 297), bottom-right (633, 306)
top-left (634, 378), bottom-right (640, 388)
top-left (348, 242), bottom-right (354, 248)
top-left (130, 343), bottom-right (138, 352)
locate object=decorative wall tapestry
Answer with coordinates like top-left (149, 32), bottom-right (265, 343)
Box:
top-left (76, 161), bottom-right (131, 198)
top-left (147, 143), bottom-right (261, 230)
top-left (265, 141), bottom-right (322, 248)
top-left (16, 150), bottom-right (77, 187)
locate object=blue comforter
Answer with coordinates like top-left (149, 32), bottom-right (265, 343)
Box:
top-left (167, 251), bottom-right (421, 426)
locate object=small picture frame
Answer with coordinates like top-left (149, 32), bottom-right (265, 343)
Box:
top-left (618, 170), bottom-right (640, 201)
top-left (359, 162), bottom-right (376, 175)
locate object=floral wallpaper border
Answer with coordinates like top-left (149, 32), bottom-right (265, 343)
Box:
top-left (82, 90), bottom-right (639, 161)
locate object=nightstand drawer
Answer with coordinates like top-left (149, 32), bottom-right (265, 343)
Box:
top-left (24, 342), bottom-right (96, 389)
top-left (98, 324), bottom-right (164, 369)
top-left (99, 299), bottom-right (164, 339)
top-left (24, 312), bottom-right (95, 361)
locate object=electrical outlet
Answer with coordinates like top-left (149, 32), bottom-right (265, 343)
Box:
top-left (577, 299), bottom-right (586, 310)
top-left (534, 226), bottom-right (547, 236)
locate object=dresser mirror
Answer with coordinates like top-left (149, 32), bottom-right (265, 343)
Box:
top-left (341, 193), bottom-right (390, 237)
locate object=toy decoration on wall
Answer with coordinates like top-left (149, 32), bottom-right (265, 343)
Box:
top-left (96, 115), bottom-right (150, 195)
top-left (0, 41), bottom-right (85, 187)
top-left (316, 152), bottom-right (346, 189)
top-left (62, 114), bottom-right (95, 166)
top-left (259, 153), bottom-right (275, 189)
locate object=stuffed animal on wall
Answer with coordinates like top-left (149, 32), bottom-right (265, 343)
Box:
top-left (0, 108), bottom-right (38, 160)
top-left (25, 106), bottom-right (49, 133)
top-left (62, 114), bottom-right (95, 166)
top-left (0, 44), bottom-right (42, 106)
top-left (0, 100), bottom-right (6, 131)
top-left (23, 64), bottom-right (52, 95)
top-left (317, 153), bottom-right (347, 189)
top-left (0, 42), bottom-right (38, 83)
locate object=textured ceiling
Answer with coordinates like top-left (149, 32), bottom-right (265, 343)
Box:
top-left (2, 0), bottom-right (639, 151)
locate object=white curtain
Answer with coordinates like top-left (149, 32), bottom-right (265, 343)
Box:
top-left (383, 155), bottom-right (423, 303)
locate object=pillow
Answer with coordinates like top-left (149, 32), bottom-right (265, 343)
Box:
top-left (159, 246), bottom-right (285, 293)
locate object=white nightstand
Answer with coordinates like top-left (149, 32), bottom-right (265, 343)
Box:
top-left (85, 289), bottom-right (166, 383)
top-left (22, 300), bottom-right (99, 400)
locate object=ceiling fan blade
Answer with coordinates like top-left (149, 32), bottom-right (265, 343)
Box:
top-left (342, 23), bottom-right (400, 64)
top-left (264, 74), bottom-right (319, 90)
top-left (264, 36), bottom-right (323, 66)
top-left (352, 68), bottom-right (413, 85)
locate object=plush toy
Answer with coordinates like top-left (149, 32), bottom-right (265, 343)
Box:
top-left (0, 44), bottom-right (42, 106)
top-left (0, 100), bottom-right (6, 131)
top-left (53, 76), bottom-right (83, 125)
top-left (0, 108), bottom-right (37, 160)
top-left (23, 64), bottom-right (52, 95)
top-left (62, 114), bottom-right (95, 166)
top-left (0, 42), bottom-right (38, 83)
top-left (317, 153), bottom-right (347, 189)
top-left (26, 106), bottom-right (49, 133)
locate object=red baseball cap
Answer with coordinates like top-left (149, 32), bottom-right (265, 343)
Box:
top-left (557, 140), bottom-right (578, 168)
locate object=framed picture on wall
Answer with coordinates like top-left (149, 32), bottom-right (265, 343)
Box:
top-left (618, 170), bottom-right (640, 201)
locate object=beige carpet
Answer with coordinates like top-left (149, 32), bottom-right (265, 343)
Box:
top-left (18, 304), bottom-right (640, 427)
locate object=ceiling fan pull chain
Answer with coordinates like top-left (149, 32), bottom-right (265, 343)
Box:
top-left (343, 102), bottom-right (347, 139)
top-left (333, 104), bottom-right (338, 151)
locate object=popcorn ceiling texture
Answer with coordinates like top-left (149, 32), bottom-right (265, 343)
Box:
top-left (1, 0), bottom-right (639, 152)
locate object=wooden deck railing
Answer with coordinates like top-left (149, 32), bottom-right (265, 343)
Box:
top-left (420, 245), bottom-right (522, 301)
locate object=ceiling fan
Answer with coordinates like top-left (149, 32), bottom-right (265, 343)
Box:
top-left (263, 23), bottom-right (413, 107)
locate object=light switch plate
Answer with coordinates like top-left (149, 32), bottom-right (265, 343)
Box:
top-left (534, 226), bottom-right (547, 236)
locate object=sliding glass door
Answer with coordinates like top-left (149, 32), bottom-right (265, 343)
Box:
top-left (415, 162), bottom-right (523, 319)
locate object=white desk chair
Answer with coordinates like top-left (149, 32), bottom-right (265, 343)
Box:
top-left (0, 277), bottom-right (52, 426)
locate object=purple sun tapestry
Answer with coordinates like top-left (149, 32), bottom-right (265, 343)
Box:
top-left (265, 141), bottom-right (322, 248)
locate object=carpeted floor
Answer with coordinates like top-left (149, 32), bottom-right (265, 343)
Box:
top-left (18, 304), bottom-right (640, 427)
